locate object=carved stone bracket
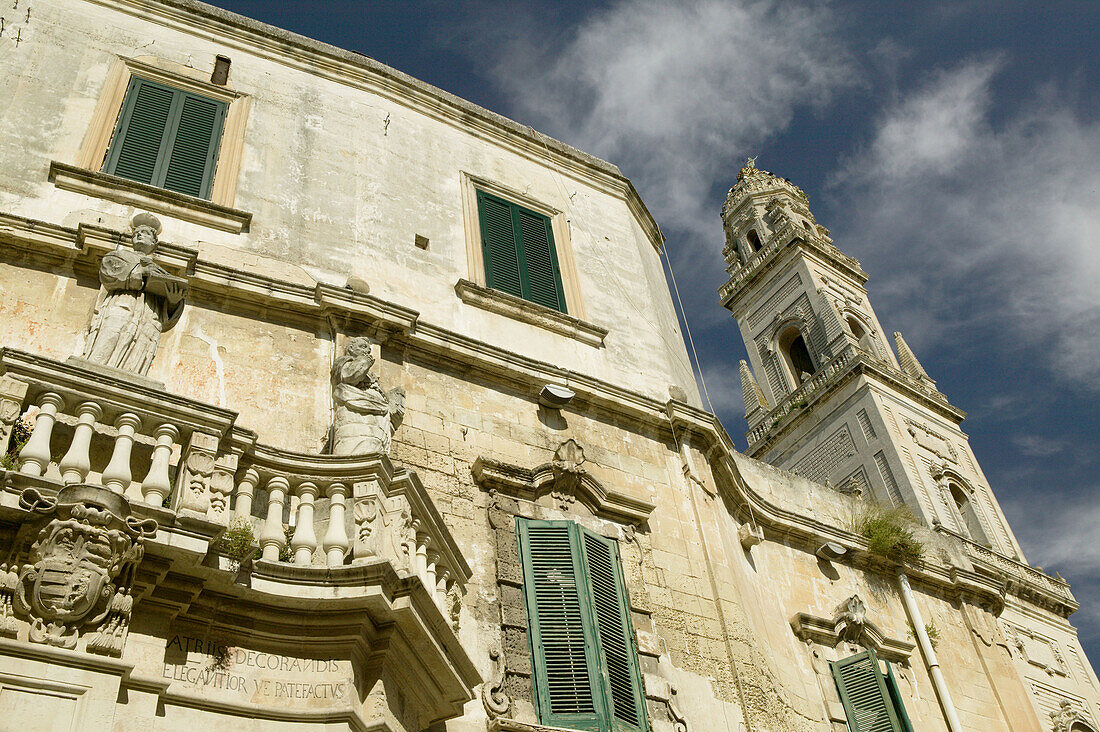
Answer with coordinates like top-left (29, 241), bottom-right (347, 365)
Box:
top-left (472, 439), bottom-right (655, 526)
top-left (1050, 699), bottom-right (1090, 732)
top-left (791, 594), bottom-right (915, 663)
top-left (643, 673), bottom-right (688, 732)
top-left (482, 640), bottom-right (511, 718)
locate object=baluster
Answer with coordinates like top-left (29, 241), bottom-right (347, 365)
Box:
top-left (425, 550), bottom-right (439, 600)
top-left (58, 401), bottom-right (102, 484)
top-left (102, 413), bottom-right (141, 495)
top-left (290, 481), bottom-right (318, 565)
top-left (322, 483), bottom-right (349, 566)
top-left (140, 424), bottom-right (178, 507)
top-left (435, 566), bottom-right (450, 611)
top-left (415, 530), bottom-right (430, 584)
top-left (233, 467), bottom-right (260, 522)
top-left (259, 476), bottom-right (289, 561)
top-left (18, 392), bottom-right (64, 476)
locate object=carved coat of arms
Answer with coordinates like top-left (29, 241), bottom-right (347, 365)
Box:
top-left (5, 485), bottom-right (155, 653)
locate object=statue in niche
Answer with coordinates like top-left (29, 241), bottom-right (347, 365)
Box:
top-left (331, 337), bottom-right (405, 456)
top-left (81, 213), bottom-right (188, 375)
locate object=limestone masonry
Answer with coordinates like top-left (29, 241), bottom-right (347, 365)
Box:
top-left (0, 1), bottom-right (1096, 731)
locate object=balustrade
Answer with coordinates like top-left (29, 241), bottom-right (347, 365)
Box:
top-left (0, 348), bottom-right (470, 633)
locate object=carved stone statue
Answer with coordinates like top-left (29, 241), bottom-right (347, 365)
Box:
top-left (81, 213), bottom-right (187, 375)
top-left (10, 484), bottom-right (156, 654)
top-left (331, 337), bottom-right (405, 455)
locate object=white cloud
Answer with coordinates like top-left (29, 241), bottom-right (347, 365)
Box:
top-left (830, 59), bottom-right (1100, 387)
top-left (486, 0), bottom-right (854, 243)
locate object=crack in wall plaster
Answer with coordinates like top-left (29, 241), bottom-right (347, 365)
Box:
top-left (194, 324), bottom-right (227, 408)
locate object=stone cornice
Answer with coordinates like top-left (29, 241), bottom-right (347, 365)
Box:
top-left (0, 212), bottom-right (666, 429)
top-left (454, 279), bottom-right (608, 348)
top-left (471, 455), bottom-right (656, 527)
top-left (82, 0), bottom-right (664, 251)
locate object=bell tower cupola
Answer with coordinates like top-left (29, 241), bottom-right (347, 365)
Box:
top-left (719, 159), bottom-right (1026, 562)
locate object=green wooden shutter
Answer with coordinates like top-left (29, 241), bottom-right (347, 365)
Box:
top-left (162, 91), bottom-right (226, 198)
top-left (581, 530), bottom-right (648, 731)
top-left (884, 662), bottom-right (914, 732)
top-left (518, 520), bottom-right (602, 730)
top-left (106, 77), bottom-right (176, 186)
top-left (478, 190), bottom-right (524, 299)
top-left (516, 207), bottom-right (565, 312)
top-left (477, 190), bottom-right (567, 313)
top-left (831, 650), bottom-right (901, 732)
top-left (518, 519), bottom-right (649, 732)
top-left (105, 78), bottom-right (226, 199)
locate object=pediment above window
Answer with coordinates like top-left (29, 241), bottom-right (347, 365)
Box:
top-left (791, 594), bottom-right (915, 663)
top-left (471, 439), bottom-right (654, 526)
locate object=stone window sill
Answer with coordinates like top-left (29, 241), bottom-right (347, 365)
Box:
top-left (48, 161), bottom-right (253, 234)
top-left (455, 279), bottom-right (608, 348)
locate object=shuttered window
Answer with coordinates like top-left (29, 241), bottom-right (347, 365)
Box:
top-left (517, 518), bottom-right (648, 732)
top-left (830, 650), bottom-right (911, 732)
top-left (477, 190), bottom-right (567, 313)
top-left (104, 77), bottom-right (227, 199)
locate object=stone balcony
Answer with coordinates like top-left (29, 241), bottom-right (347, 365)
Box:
top-left (745, 345), bottom-right (962, 453)
top-left (0, 347), bottom-right (478, 730)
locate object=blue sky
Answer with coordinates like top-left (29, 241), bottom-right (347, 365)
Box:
top-left (207, 0), bottom-right (1100, 663)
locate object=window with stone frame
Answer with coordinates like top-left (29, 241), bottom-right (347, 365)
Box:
top-left (516, 517), bottom-right (649, 732)
top-left (476, 189), bottom-right (568, 313)
top-left (104, 76), bottom-right (227, 199)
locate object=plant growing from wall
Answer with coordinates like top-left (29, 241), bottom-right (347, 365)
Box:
top-left (279, 524), bottom-right (294, 563)
top-left (852, 503), bottom-right (924, 565)
top-left (0, 415), bottom-right (32, 470)
top-left (906, 621), bottom-right (940, 650)
top-left (215, 519), bottom-right (257, 572)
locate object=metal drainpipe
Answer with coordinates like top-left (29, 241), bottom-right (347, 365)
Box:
top-left (896, 569), bottom-right (963, 732)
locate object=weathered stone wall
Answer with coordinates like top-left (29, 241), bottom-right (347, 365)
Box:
top-left (0, 0), bottom-right (699, 411)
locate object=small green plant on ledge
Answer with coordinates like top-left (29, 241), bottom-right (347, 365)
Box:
top-left (852, 503), bottom-right (924, 565)
top-left (0, 415), bottom-right (32, 470)
top-left (279, 524), bottom-right (294, 563)
top-left (215, 519), bottom-right (257, 571)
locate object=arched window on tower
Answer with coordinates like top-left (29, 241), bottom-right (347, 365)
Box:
top-left (746, 229), bottom-right (762, 253)
top-left (802, 220), bottom-right (813, 233)
top-left (778, 326), bottom-right (816, 386)
top-left (950, 483), bottom-right (990, 546)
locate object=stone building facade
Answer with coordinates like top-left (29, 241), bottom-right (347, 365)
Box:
top-left (0, 1), bottom-right (1095, 731)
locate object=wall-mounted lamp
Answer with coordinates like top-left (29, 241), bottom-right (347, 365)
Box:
top-left (816, 542), bottom-right (847, 560)
top-left (539, 384), bottom-right (575, 409)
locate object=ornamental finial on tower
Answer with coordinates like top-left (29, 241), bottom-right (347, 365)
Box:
top-left (723, 158), bottom-right (809, 219)
top-left (893, 331), bottom-right (933, 383)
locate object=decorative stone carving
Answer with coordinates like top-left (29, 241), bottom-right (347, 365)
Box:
top-left (482, 641), bottom-right (511, 718)
top-left (834, 595), bottom-right (868, 643)
top-left (331, 337), bottom-right (406, 456)
top-left (550, 438), bottom-right (585, 510)
top-left (177, 431), bottom-right (219, 515)
top-left (352, 480), bottom-right (412, 569)
top-left (1050, 699), bottom-right (1088, 732)
top-left (81, 213), bottom-right (187, 375)
top-left (791, 593), bottom-right (914, 662)
top-left (12, 484), bottom-right (155, 654)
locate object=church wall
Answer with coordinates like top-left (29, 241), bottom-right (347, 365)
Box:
top-left (0, 0), bottom-right (699, 410)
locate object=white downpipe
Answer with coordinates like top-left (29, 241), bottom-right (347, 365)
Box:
top-left (897, 569), bottom-right (962, 732)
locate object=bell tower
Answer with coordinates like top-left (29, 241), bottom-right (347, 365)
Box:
top-left (720, 159), bottom-right (1025, 560)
